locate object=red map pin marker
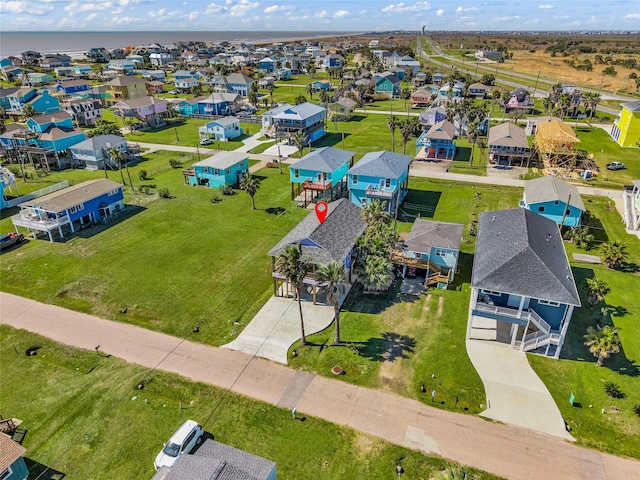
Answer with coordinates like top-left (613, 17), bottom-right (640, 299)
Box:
top-left (315, 201), bottom-right (328, 224)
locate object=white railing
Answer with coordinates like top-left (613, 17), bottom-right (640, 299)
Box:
top-left (5, 181), bottom-right (70, 208)
top-left (521, 332), bottom-right (561, 352)
top-left (474, 303), bottom-right (551, 334)
top-left (529, 309), bottom-right (551, 334)
top-left (12, 214), bottom-right (70, 231)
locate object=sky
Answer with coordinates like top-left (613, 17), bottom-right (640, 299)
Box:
top-left (0, 0), bottom-right (638, 32)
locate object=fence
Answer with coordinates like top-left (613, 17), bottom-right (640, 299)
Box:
top-left (5, 180), bottom-right (71, 208)
top-left (190, 114), bottom-right (263, 125)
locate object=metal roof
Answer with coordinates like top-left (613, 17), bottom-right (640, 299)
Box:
top-left (348, 151), bottom-right (412, 179)
top-left (194, 151), bottom-right (248, 170)
top-left (290, 147), bottom-right (355, 172)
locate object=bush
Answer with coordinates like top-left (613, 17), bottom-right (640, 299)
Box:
top-left (210, 193), bottom-right (222, 204)
top-left (6, 165), bottom-right (21, 177)
top-left (158, 188), bottom-right (171, 199)
top-left (169, 159), bottom-right (182, 168)
top-left (604, 381), bottom-right (624, 399)
top-left (633, 404), bottom-right (640, 417)
top-left (138, 169), bottom-right (148, 181)
top-left (138, 185), bottom-right (151, 195)
top-left (219, 184), bottom-right (234, 196)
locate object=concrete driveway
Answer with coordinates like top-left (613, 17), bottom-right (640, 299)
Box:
top-left (222, 285), bottom-right (351, 364)
top-left (466, 317), bottom-right (574, 441)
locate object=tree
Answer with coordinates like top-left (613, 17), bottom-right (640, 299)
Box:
top-left (563, 226), bottom-right (594, 250)
top-left (602, 66), bottom-right (617, 77)
top-left (294, 95), bottom-right (307, 105)
top-left (542, 96), bottom-right (554, 116)
top-left (317, 261), bottom-right (345, 344)
top-left (275, 244), bottom-right (310, 346)
top-left (109, 147), bottom-right (130, 187)
top-left (239, 172), bottom-right (260, 210)
top-left (307, 63), bottom-right (316, 79)
top-left (508, 109), bottom-right (525, 125)
top-left (292, 130), bottom-right (305, 154)
top-left (305, 83), bottom-right (314, 99)
top-left (585, 277), bottom-right (610, 307)
top-left (584, 325), bottom-right (621, 367)
top-left (480, 74), bottom-right (495, 86)
top-left (599, 241), bottom-right (628, 269)
top-left (387, 114), bottom-right (398, 153)
top-left (361, 256), bottom-right (394, 293)
top-left (401, 87), bottom-right (412, 109)
top-left (360, 199), bottom-right (392, 226)
top-left (21, 104), bottom-right (37, 120)
top-left (248, 82), bottom-right (259, 107)
top-left (267, 83), bottom-right (275, 107)
top-left (558, 93), bottom-right (572, 118)
top-left (88, 119), bottom-right (122, 137)
top-left (400, 119), bottom-right (414, 155)
top-left (467, 121), bottom-right (479, 167)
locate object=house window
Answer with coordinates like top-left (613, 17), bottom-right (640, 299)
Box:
top-left (554, 200), bottom-right (559, 205)
top-left (385, 178), bottom-right (391, 188)
top-left (435, 249), bottom-right (447, 257)
top-left (538, 299), bottom-right (560, 307)
top-left (294, 169), bottom-right (299, 179)
top-left (566, 209), bottom-right (571, 215)
top-left (0, 466), bottom-right (13, 480)
top-left (352, 175), bottom-right (358, 185)
top-left (480, 289), bottom-right (502, 296)
top-left (537, 206), bottom-right (545, 213)
top-left (361, 198), bottom-right (367, 207)
top-left (226, 168), bottom-right (230, 174)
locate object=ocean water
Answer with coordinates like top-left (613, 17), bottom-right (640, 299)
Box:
top-left (0, 31), bottom-right (361, 57)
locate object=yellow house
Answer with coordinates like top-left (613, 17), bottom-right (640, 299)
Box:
top-left (105, 76), bottom-right (148, 104)
top-left (610, 100), bottom-right (640, 148)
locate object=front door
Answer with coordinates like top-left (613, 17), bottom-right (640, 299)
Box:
top-left (507, 295), bottom-right (521, 308)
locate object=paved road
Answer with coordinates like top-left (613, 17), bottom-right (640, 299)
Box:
top-left (2, 292), bottom-right (639, 480)
top-left (417, 38), bottom-right (623, 115)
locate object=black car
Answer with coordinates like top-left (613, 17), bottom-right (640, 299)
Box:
top-left (0, 233), bottom-right (24, 251)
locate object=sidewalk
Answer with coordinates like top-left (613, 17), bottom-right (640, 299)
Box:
top-left (2, 292), bottom-right (638, 480)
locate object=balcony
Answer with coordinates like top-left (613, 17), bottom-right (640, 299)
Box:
top-left (302, 179), bottom-right (332, 191)
top-left (473, 301), bottom-right (552, 333)
top-left (365, 185), bottom-right (394, 199)
top-left (12, 212), bottom-right (70, 232)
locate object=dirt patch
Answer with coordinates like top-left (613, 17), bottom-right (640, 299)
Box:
top-left (436, 296), bottom-right (444, 318)
top-left (353, 432), bottom-right (378, 456)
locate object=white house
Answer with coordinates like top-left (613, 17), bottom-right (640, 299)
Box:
top-left (198, 116), bottom-right (242, 141)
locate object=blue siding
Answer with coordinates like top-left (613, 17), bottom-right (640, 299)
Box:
top-left (529, 299), bottom-right (566, 330)
top-left (7, 457), bottom-right (29, 480)
top-left (40, 132), bottom-right (86, 152)
top-left (290, 161), bottom-right (349, 185)
top-left (189, 159), bottom-right (248, 188)
top-left (429, 247), bottom-right (458, 270)
top-left (526, 200), bottom-right (582, 227)
top-left (68, 188), bottom-right (124, 222)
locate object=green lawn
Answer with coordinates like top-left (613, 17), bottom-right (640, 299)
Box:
top-left (0, 163), bottom-right (307, 346)
top-left (530, 196), bottom-right (640, 460)
top-left (0, 327), bottom-right (500, 480)
top-left (291, 178), bottom-right (523, 415)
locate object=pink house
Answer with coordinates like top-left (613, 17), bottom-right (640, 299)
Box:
top-left (112, 96), bottom-right (167, 127)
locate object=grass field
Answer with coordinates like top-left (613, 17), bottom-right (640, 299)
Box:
top-left (0, 327), bottom-right (500, 480)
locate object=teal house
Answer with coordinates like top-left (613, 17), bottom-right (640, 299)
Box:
top-left (374, 72), bottom-right (401, 98)
top-left (184, 151), bottom-right (248, 188)
top-left (416, 119), bottom-right (457, 160)
top-left (26, 111), bottom-right (86, 153)
top-left (290, 147), bottom-right (355, 207)
top-left (521, 176), bottom-right (585, 228)
top-left (347, 150), bottom-right (412, 213)
top-left (391, 219), bottom-right (464, 288)
top-left (0, 433), bottom-right (28, 480)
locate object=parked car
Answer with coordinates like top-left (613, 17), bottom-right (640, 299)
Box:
top-left (0, 233), bottom-right (24, 251)
top-left (200, 137), bottom-right (213, 145)
top-left (154, 420), bottom-right (203, 471)
top-left (168, 90), bottom-right (177, 94)
top-left (606, 162), bottom-right (625, 171)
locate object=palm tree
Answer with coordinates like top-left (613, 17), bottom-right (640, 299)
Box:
top-left (239, 172), bottom-right (260, 210)
top-left (267, 83), bottom-right (275, 107)
top-left (599, 241), bottom-right (628, 269)
top-left (585, 277), bottom-right (610, 307)
top-left (275, 244), bottom-right (310, 346)
top-left (387, 114), bottom-right (398, 153)
top-left (362, 256), bottom-right (394, 293)
top-left (467, 121), bottom-right (479, 167)
top-left (401, 87), bottom-right (412, 109)
top-left (558, 93), bottom-right (572, 118)
top-left (400, 119), bottom-right (413, 155)
top-left (109, 147), bottom-right (128, 186)
top-left (21, 104), bottom-right (37, 120)
top-left (305, 83), bottom-right (314, 100)
top-left (584, 325), bottom-right (621, 367)
top-left (292, 130), bottom-right (305, 155)
top-left (542, 96), bottom-right (554, 115)
top-left (360, 199), bottom-right (391, 226)
top-left (563, 226), bottom-right (594, 250)
top-left (317, 261), bottom-right (345, 343)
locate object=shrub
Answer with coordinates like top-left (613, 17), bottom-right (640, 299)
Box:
top-left (633, 404), bottom-right (640, 417)
top-left (219, 184), bottom-right (234, 196)
top-left (6, 165), bottom-right (20, 177)
top-left (138, 185), bottom-right (151, 195)
top-left (604, 381), bottom-right (624, 399)
top-left (210, 193), bottom-right (222, 204)
top-left (138, 169), bottom-right (148, 181)
top-left (169, 159), bottom-right (182, 168)
top-left (158, 188), bottom-right (171, 199)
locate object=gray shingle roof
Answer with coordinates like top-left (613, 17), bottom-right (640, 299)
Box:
top-left (20, 179), bottom-right (122, 212)
top-left (268, 198), bottom-right (367, 266)
top-left (524, 176), bottom-right (585, 212)
top-left (472, 208), bottom-right (580, 306)
top-left (621, 100), bottom-right (640, 112)
top-left (160, 439), bottom-right (276, 480)
top-left (195, 151), bottom-right (248, 170)
top-left (404, 219), bottom-right (464, 254)
top-left (425, 120), bottom-right (456, 140)
top-left (348, 151), bottom-right (412, 179)
top-left (275, 102), bottom-right (324, 121)
top-left (70, 134), bottom-right (126, 152)
top-left (488, 122), bottom-right (529, 148)
top-left (290, 147), bottom-right (355, 173)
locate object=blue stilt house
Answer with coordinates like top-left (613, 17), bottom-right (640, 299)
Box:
top-left (521, 176), bottom-right (585, 228)
top-left (184, 152), bottom-right (248, 188)
top-left (11, 179), bottom-right (124, 242)
top-left (416, 119), bottom-right (456, 160)
top-left (466, 208), bottom-right (581, 358)
top-left (391, 219), bottom-right (463, 288)
top-left (347, 151), bottom-right (412, 213)
top-left (289, 147), bottom-right (355, 207)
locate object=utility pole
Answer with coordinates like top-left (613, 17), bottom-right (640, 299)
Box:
top-left (532, 68), bottom-right (541, 99)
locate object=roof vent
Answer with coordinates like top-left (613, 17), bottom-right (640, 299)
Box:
top-left (546, 233), bottom-right (551, 242)
top-left (492, 215), bottom-right (496, 221)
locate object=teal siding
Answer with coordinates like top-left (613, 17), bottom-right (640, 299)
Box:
top-left (190, 159), bottom-right (248, 188)
top-left (6, 457), bottom-right (28, 480)
top-left (290, 161), bottom-right (349, 185)
top-left (526, 200), bottom-right (582, 227)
